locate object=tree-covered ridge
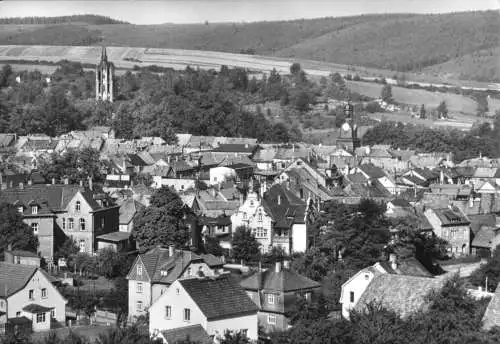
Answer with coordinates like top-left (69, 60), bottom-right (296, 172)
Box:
top-left (0, 15), bottom-right (129, 25)
top-left (362, 116), bottom-right (500, 162)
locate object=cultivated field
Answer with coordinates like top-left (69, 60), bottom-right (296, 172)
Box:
top-left (347, 80), bottom-right (479, 114)
top-left (368, 111), bottom-right (476, 131)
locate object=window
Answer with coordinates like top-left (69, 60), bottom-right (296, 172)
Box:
top-left (41, 288), bottom-right (47, 299)
top-left (36, 312), bottom-right (46, 323)
top-left (250, 200), bottom-right (254, 206)
top-left (50, 309), bottom-right (55, 318)
top-left (136, 282), bottom-right (143, 293)
top-left (16, 312), bottom-right (21, 318)
top-left (16, 256), bottom-right (21, 264)
top-left (241, 329), bottom-right (248, 337)
top-left (31, 223), bottom-right (39, 234)
top-left (183, 308), bottom-right (191, 321)
top-left (31, 206), bottom-right (38, 214)
top-left (101, 218), bottom-right (105, 228)
top-left (255, 227), bottom-right (267, 238)
top-left (62, 218), bottom-right (66, 230)
top-left (165, 306), bottom-right (172, 319)
top-left (187, 267), bottom-right (192, 276)
top-left (136, 301), bottom-right (143, 311)
top-left (350, 291), bottom-right (355, 303)
top-left (243, 212), bottom-right (247, 220)
top-left (268, 314), bottom-right (276, 325)
top-left (75, 201), bottom-right (81, 212)
top-left (29, 289), bottom-right (34, 300)
top-left (68, 218), bottom-right (74, 230)
top-left (137, 265), bottom-right (142, 276)
top-left (0, 300), bottom-right (4, 308)
top-left (17, 206), bottom-right (23, 213)
top-left (176, 288), bottom-right (180, 295)
top-left (80, 218), bottom-right (86, 231)
top-left (79, 240), bottom-right (85, 253)
top-left (258, 212), bottom-right (263, 222)
top-left (267, 293), bottom-right (275, 304)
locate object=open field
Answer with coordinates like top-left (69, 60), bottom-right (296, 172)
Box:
top-left (347, 80), bottom-right (479, 114)
top-left (368, 111), bottom-right (479, 131)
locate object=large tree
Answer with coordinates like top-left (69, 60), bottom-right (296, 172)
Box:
top-left (0, 203), bottom-right (39, 257)
top-left (231, 226), bottom-right (260, 263)
top-left (381, 84), bottom-right (393, 103)
top-left (132, 187), bottom-right (191, 252)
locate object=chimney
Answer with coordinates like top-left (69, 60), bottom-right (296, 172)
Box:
top-left (52, 178), bottom-right (56, 185)
top-left (169, 245), bottom-right (175, 257)
top-left (275, 262), bottom-right (282, 273)
top-left (389, 253), bottom-right (397, 270)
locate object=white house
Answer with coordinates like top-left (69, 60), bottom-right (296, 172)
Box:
top-left (149, 276), bottom-right (258, 342)
top-left (0, 262), bottom-right (67, 332)
top-left (209, 166), bottom-right (237, 185)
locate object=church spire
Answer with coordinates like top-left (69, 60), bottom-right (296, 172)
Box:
top-left (101, 46), bottom-right (107, 62)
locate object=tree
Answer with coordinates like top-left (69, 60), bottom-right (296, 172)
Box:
top-left (0, 203), bottom-right (39, 257)
top-left (437, 100), bottom-right (448, 118)
top-left (55, 236), bottom-right (79, 262)
top-left (231, 226), bottom-right (260, 263)
top-left (203, 236), bottom-right (225, 256)
top-left (290, 63), bottom-right (302, 76)
top-left (381, 84), bottom-right (393, 103)
top-left (132, 187), bottom-right (191, 252)
top-left (96, 248), bottom-right (123, 279)
top-left (470, 244), bottom-right (500, 291)
top-left (419, 104), bottom-right (426, 119)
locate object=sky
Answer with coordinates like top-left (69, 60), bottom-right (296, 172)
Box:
top-left (0, 0), bottom-right (498, 25)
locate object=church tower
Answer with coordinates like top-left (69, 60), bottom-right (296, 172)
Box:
top-left (336, 102), bottom-right (360, 153)
top-left (95, 47), bottom-right (114, 102)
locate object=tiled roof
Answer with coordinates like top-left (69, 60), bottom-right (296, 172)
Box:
top-left (6, 249), bottom-right (39, 258)
top-left (240, 268), bottom-right (320, 293)
top-left (22, 304), bottom-right (54, 313)
top-left (198, 253), bottom-right (225, 267)
top-left (432, 207), bottom-right (470, 226)
top-left (180, 276), bottom-right (258, 320)
top-left (354, 274), bottom-right (445, 319)
top-left (471, 226), bottom-right (497, 248)
top-left (262, 184), bottom-right (307, 226)
top-left (377, 257), bottom-right (433, 278)
top-left (359, 163), bottom-right (386, 179)
top-left (483, 283), bottom-right (500, 330)
top-left (346, 172), bottom-right (368, 184)
top-left (0, 262), bottom-right (37, 297)
top-left (212, 144), bottom-right (256, 154)
top-left (390, 198), bottom-right (411, 207)
top-left (469, 214), bottom-right (497, 235)
top-left (0, 134), bottom-right (15, 147)
top-left (161, 325), bottom-right (211, 344)
top-left (96, 231), bottom-right (131, 242)
top-left (119, 198), bottom-right (145, 225)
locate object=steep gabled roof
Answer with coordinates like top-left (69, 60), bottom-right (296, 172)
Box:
top-left (262, 184), bottom-right (307, 226)
top-left (354, 274), bottom-right (445, 319)
top-left (119, 198), bottom-right (145, 225)
top-left (471, 226), bottom-right (497, 248)
top-left (180, 276), bottom-right (258, 321)
top-left (359, 163), bottom-right (386, 179)
top-left (240, 268), bottom-right (320, 293)
top-left (0, 262), bottom-right (37, 297)
top-left (161, 325), bottom-right (211, 344)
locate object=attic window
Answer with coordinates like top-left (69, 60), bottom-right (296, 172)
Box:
top-left (137, 265), bottom-right (142, 276)
top-left (161, 270), bottom-right (168, 277)
top-left (31, 206), bottom-right (38, 215)
top-left (364, 274), bottom-right (369, 280)
top-left (75, 201), bottom-right (81, 212)
top-left (17, 206), bottom-right (23, 213)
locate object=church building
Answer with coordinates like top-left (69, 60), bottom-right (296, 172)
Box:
top-left (336, 102), bottom-right (360, 153)
top-left (95, 47), bottom-right (114, 102)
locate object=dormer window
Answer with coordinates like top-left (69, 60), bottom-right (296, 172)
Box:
top-left (161, 270), bottom-right (168, 277)
top-left (31, 206), bottom-right (38, 215)
top-left (75, 201), bottom-right (81, 212)
top-left (17, 206), bottom-right (23, 213)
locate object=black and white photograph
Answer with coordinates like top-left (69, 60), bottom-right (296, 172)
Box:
top-left (0, 0), bottom-right (498, 343)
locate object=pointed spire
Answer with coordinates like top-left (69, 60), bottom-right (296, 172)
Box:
top-left (101, 46), bottom-right (107, 62)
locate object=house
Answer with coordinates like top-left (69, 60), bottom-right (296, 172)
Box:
top-left (4, 246), bottom-right (40, 267)
top-left (471, 226), bottom-right (500, 257)
top-left (149, 275), bottom-right (259, 342)
top-left (0, 184), bottom-right (120, 259)
top-left (126, 246), bottom-right (224, 320)
top-left (118, 198), bottom-right (145, 233)
top-left (0, 262), bottom-right (66, 333)
top-left (385, 198), bottom-right (412, 218)
top-left (482, 283), bottom-right (500, 330)
top-left (230, 183), bottom-right (315, 254)
top-left (158, 325), bottom-right (212, 344)
top-left (424, 207), bottom-right (471, 256)
top-left (339, 255), bottom-right (434, 319)
top-left (240, 261), bottom-right (320, 332)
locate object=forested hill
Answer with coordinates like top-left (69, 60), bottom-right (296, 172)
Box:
top-left (0, 11), bottom-right (498, 81)
top-left (0, 15), bottom-right (128, 25)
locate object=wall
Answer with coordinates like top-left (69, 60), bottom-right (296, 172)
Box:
top-left (291, 224), bottom-right (307, 253)
top-left (23, 217), bottom-right (54, 259)
top-left (340, 270), bottom-right (376, 319)
top-left (149, 280), bottom-right (206, 335)
top-left (128, 280), bottom-right (151, 320)
top-left (153, 177), bottom-right (196, 192)
top-left (23, 310), bottom-right (50, 332)
top-left (7, 270), bottom-right (66, 323)
top-left (257, 311), bottom-right (287, 333)
top-left (207, 313), bottom-right (258, 341)
top-left (59, 192), bottom-right (95, 254)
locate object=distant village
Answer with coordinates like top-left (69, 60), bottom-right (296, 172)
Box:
top-left (0, 47), bottom-right (500, 343)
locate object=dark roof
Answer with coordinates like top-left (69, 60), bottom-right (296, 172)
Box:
top-left (8, 316), bottom-right (31, 325)
top-left (199, 215), bottom-right (232, 226)
top-left (359, 163), bottom-right (386, 179)
top-left (127, 154), bottom-right (149, 167)
top-left (119, 198), bottom-right (145, 225)
top-left (0, 262), bottom-right (37, 297)
top-left (390, 198), bottom-right (411, 207)
top-left (22, 304), bottom-right (54, 313)
top-left (180, 276), bottom-right (258, 320)
top-left (240, 267), bottom-right (320, 293)
top-left (96, 231), bottom-right (131, 242)
top-left (378, 257), bottom-right (433, 278)
top-left (433, 207), bottom-right (470, 226)
top-left (469, 214), bottom-right (497, 235)
top-left (6, 250), bottom-right (39, 258)
top-left (162, 325), bottom-right (211, 344)
top-left (483, 283), bottom-right (500, 330)
top-left (198, 254), bottom-right (224, 268)
top-left (471, 226), bottom-right (497, 248)
top-left (262, 184), bottom-right (307, 226)
top-left (354, 274), bottom-right (444, 319)
top-left (212, 144), bottom-right (256, 154)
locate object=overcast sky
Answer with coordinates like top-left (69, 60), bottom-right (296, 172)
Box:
top-left (0, 0), bottom-right (498, 24)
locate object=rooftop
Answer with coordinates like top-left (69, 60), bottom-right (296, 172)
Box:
top-left (0, 262), bottom-right (37, 297)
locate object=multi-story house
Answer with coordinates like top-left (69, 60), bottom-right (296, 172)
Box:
top-left (240, 261), bottom-right (320, 332)
top-left (424, 206), bottom-right (471, 256)
top-left (0, 183), bottom-right (119, 259)
top-left (230, 183), bottom-right (315, 254)
top-left (149, 275), bottom-right (259, 342)
top-left (126, 246), bottom-right (224, 321)
top-left (0, 262), bottom-right (67, 333)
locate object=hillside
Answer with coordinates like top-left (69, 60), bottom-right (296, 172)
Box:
top-left (0, 15), bottom-right (128, 25)
top-left (0, 11), bottom-right (498, 82)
